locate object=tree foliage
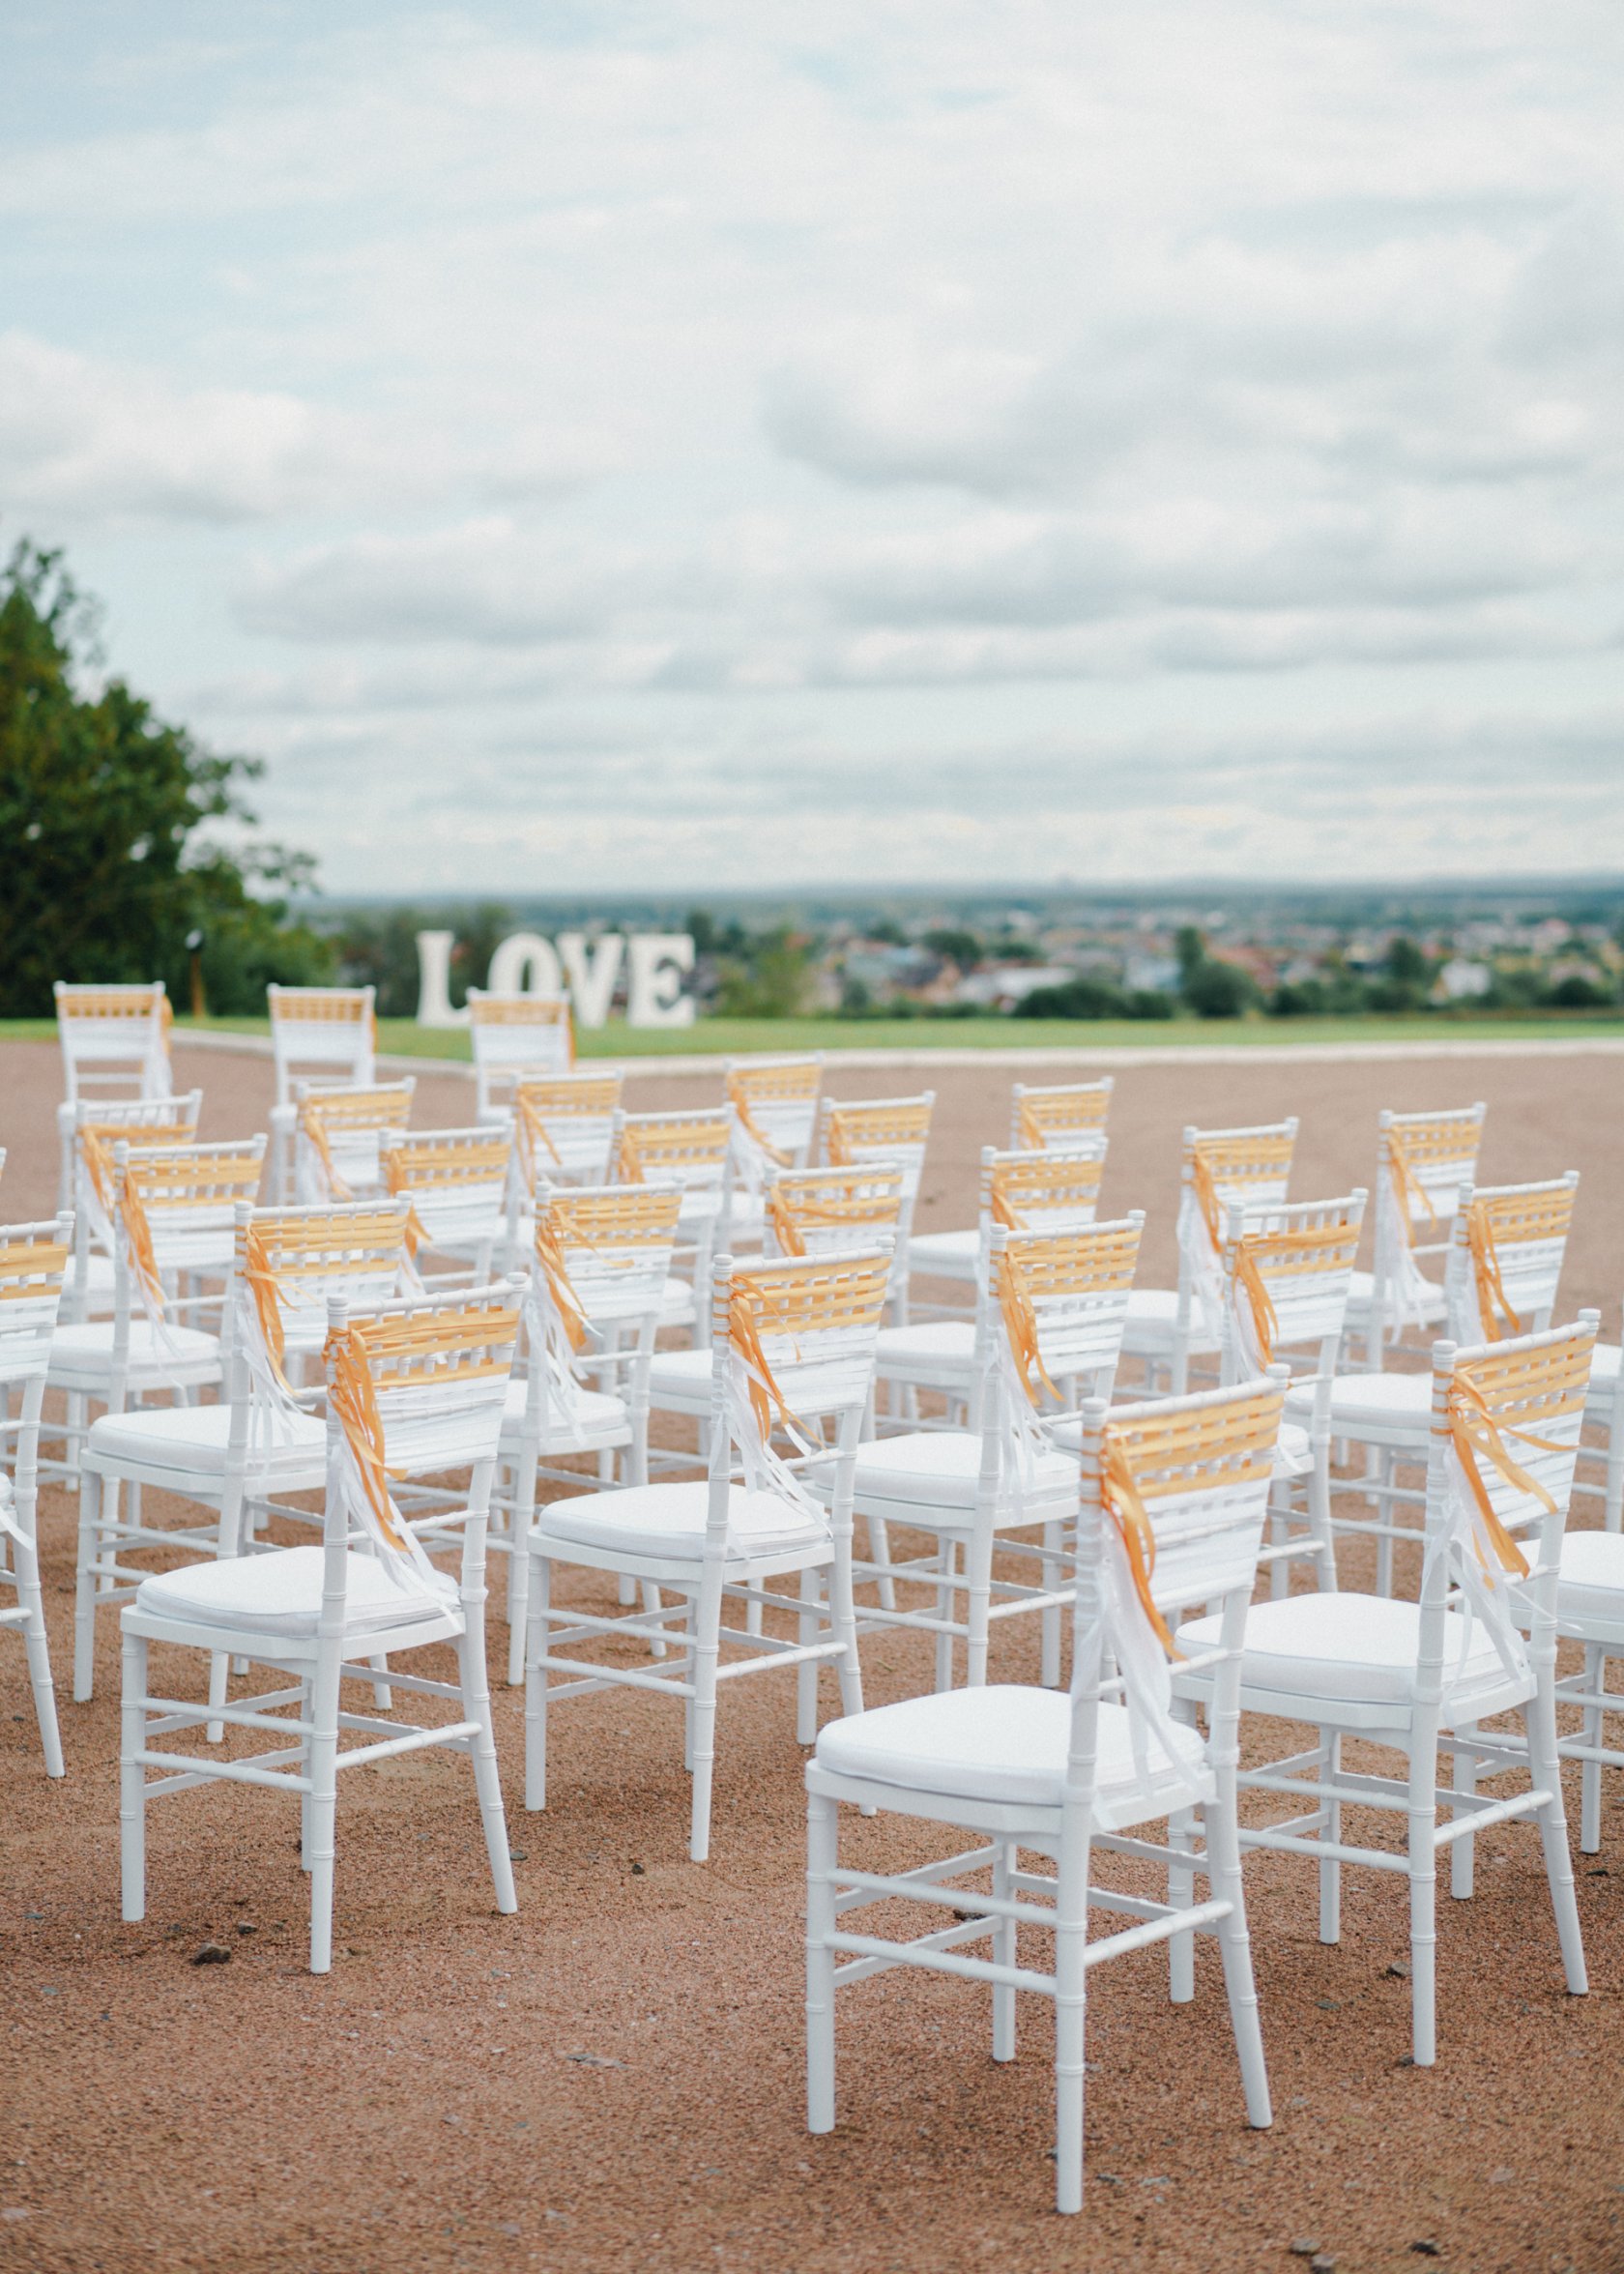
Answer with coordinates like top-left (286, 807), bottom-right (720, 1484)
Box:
top-left (0, 539), bottom-right (331, 1016)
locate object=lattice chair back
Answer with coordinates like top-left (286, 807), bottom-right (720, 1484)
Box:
top-left (513, 1071), bottom-right (623, 1188)
top-left (1370, 1104), bottom-right (1487, 1341)
top-left (54, 981), bottom-right (172, 1102)
top-left (1008, 1077), bottom-right (1113, 1152)
top-left (762, 1165), bottom-right (908, 1302)
top-left (0, 1216), bottom-right (73, 1391)
top-left (115, 1138), bottom-right (267, 1311)
top-left (1441, 1175), bottom-right (1578, 1347)
top-left (819, 1092), bottom-right (934, 1198)
top-left (295, 1080), bottom-right (416, 1203)
top-left (267, 986), bottom-right (376, 1107)
top-left (60, 1093), bottom-right (204, 1281)
top-left (379, 1123), bottom-right (516, 1259)
top-left (713, 1245), bottom-right (892, 1441)
top-left (726, 1056), bottom-right (824, 1188)
top-left (323, 1282), bottom-right (522, 1554)
top-left (1219, 1191), bottom-right (1367, 1383)
top-left (467, 990), bottom-right (574, 1115)
top-left (535, 1181), bottom-right (683, 1329)
top-left (233, 1199), bottom-right (414, 1389)
top-left (987, 1216), bottom-right (1144, 1405)
top-left (1419, 1319), bottom-right (1594, 1699)
top-left (1177, 1119), bottom-right (1297, 1337)
top-left (612, 1108), bottom-right (732, 1221)
top-left (981, 1140), bottom-right (1108, 1244)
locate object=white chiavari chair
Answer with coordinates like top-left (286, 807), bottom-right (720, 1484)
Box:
top-left (611, 1106), bottom-right (733, 1339)
top-left (904, 1077), bottom-right (1110, 1293)
top-left (379, 1121), bottom-right (520, 1286)
top-left (1118, 1120), bottom-right (1297, 1397)
top-left (1288, 1173), bottom-right (1579, 1594)
top-left (1342, 1104), bottom-right (1487, 1364)
top-left (54, 981), bottom-right (172, 1102)
top-left (119, 1280), bottom-right (523, 1972)
top-left (495, 1179), bottom-right (682, 1683)
top-left (806, 1373), bottom-right (1283, 2215)
top-left (55, 1093), bottom-right (203, 1323)
top-left (848, 1216), bottom-right (1145, 1690)
top-left (267, 985), bottom-right (377, 1108)
top-left (725, 1055), bottom-right (823, 1195)
top-left (0, 1215), bottom-right (73, 1774)
top-left (1571, 1297), bottom-right (1622, 1535)
top-left (467, 989), bottom-right (574, 1117)
top-left (817, 1092), bottom-right (933, 1320)
top-left (523, 1244), bottom-right (891, 1860)
top-left (1216, 1192), bottom-right (1367, 1597)
top-left (58, 1138), bottom-right (266, 1698)
top-left (1175, 1318), bottom-right (1595, 2066)
top-left (507, 1070), bottom-right (624, 1190)
top-left (270, 1078), bottom-right (415, 1206)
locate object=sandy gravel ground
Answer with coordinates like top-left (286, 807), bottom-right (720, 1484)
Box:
top-left (2, 1037), bottom-right (1621, 2274)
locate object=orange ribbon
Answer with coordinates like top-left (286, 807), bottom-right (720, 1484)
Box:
top-left (1389, 1139), bottom-right (1439, 1249)
top-left (517, 1095), bottom-right (565, 1182)
top-left (1464, 1201), bottom-right (1522, 1341)
top-left (1445, 1372), bottom-right (1572, 1582)
top-left (323, 1325), bottom-right (412, 1554)
top-left (82, 1128), bottom-right (117, 1217)
top-left (119, 1165), bottom-right (165, 1317)
top-left (242, 1224), bottom-right (292, 1390)
top-left (766, 1184), bottom-right (807, 1257)
top-left (731, 1093), bottom-right (792, 1168)
top-left (534, 1218), bottom-right (590, 1352)
top-left (301, 1108), bottom-right (354, 1201)
top-left (1191, 1149), bottom-right (1225, 1253)
top-left (1099, 1432), bottom-right (1180, 1657)
top-left (1232, 1245), bottom-right (1282, 1365)
top-left (989, 1178), bottom-right (1025, 1233)
top-left (727, 1284), bottom-right (805, 1444)
top-left (1015, 1099), bottom-right (1049, 1152)
top-left (616, 1126), bottom-right (646, 1185)
top-left (998, 1253), bottom-right (1061, 1406)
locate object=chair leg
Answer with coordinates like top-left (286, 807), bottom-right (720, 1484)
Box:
top-left (523, 1551), bottom-right (550, 1812)
top-left (1376, 1450), bottom-right (1397, 1598)
top-left (1168, 1806), bottom-right (1197, 2003)
top-left (934, 1540), bottom-right (957, 1693)
top-left (119, 1628), bottom-right (148, 1919)
top-left (829, 1541), bottom-right (863, 1724)
top-left (868, 1513), bottom-right (898, 1616)
top-left (506, 1453), bottom-right (539, 1687)
top-left (300, 1677), bottom-right (314, 1870)
top-left (1525, 1690), bottom-right (1588, 1997)
top-left (306, 1656), bottom-right (341, 1974)
top-left (1581, 1645), bottom-right (1607, 1853)
top-left (1267, 1491), bottom-right (1289, 1601)
top-left (806, 1790), bottom-right (838, 2133)
top-left (1053, 1864), bottom-right (1088, 2215)
top-left (688, 1560), bottom-right (725, 1862)
top-left (73, 1465), bottom-right (107, 1704)
top-left (14, 1527), bottom-right (65, 1777)
top-left (992, 1837), bottom-right (1017, 2061)
top-left (1040, 1522), bottom-right (1062, 1687)
top-left (457, 1625), bottom-right (517, 1914)
top-left (797, 1567), bottom-right (820, 1745)
top-left (1204, 1792), bottom-right (1272, 2128)
top-left (1319, 1728), bottom-right (1342, 1942)
top-left (1605, 1422), bottom-right (1623, 1533)
top-left (1451, 1727), bottom-right (1479, 1899)
top-left (643, 1582), bottom-right (668, 1659)
top-left (966, 1526), bottom-right (994, 1690)
top-left (1406, 1749), bottom-right (1438, 2066)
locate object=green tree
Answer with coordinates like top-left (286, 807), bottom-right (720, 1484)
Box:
top-left (0, 539), bottom-right (330, 1016)
top-left (715, 926), bottom-right (811, 1017)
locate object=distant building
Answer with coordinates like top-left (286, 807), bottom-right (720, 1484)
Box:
top-left (1434, 958), bottom-right (1493, 1002)
top-left (956, 963), bottom-right (1076, 1011)
top-left (1124, 953), bottom-right (1181, 994)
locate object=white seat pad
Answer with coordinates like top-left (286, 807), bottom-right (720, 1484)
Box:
top-left (135, 1543), bottom-right (456, 1638)
top-left (1554, 1531), bottom-right (1624, 1629)
top-left (1118, 1289), bottom-right (1219, 1355)
top-left (658, 1276), bottom-right (697, 1325)
top-left (648, 1348), bottom-right (711, 1401)
top-left (1342, 1268), bottom-right (1445, 1319)
top-left (816, 1685), bottom-right (1207, 1815)
top-left (50, 1322), bottom-right (219, 1376)
top-left (533, 1479), bottom-right (825, 1563)
top-left (907, 1229), bottom-right (977, 1272)
top-left (65, 1253), bottom-right (117, 1300)
top-left (851, 1429), bottom-right (1074, 1514)
top-left (88, 1402), bottom-right (325, 1474)
top-left (1176, 1591), bottom-right (1504, 1706)
top-left (1284, 1371), bottom-right (1429, 1431)
top-left (874, 1322), bottom-right (976, 1370)
top-left (1274, 1420), bottom-right (1312, 1477)
top-left (500, 1378), bottom-right (627, 1439)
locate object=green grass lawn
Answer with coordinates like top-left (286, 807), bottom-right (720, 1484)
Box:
top-left (8, 1010), bottom-right (1624, 1059)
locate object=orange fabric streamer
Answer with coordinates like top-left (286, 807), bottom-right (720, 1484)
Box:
top-left (727, 1283), bottom-right (805, 1444)
top-left (731, 1092), bottom-right (792, 1167)
top-left (324, 1325), bottom-right (412, 1554)
top-left (1099, 1432), bottom-right (1180, 1658)
top-left (1388, 1139), bottom-right (1439, 1248)
top-left (998, 1254), bottom-right (1061, 1406)
top-left (1445, 1371), bottom-right (1572, 1582)
top-left (1464, 1201), bottom-right (1522, 1341)
top-left (534, 1218), bottom-right (590, 1352)
top-left (242, 1224), bottom-right (292, 1389)
top-left (301, 1108), bottom-right (354, 1201)
top-left (1232, 1244), bottom-right (1282, 1365)
top-left (81, 1128), bottom-right (118, 1216)
top-left (765, 1184), bottom-right (807, 1257)
top-left (119, 1166), bottom-right (165, 1316)
top-left (989, 1178), bottom-right (1025, 1233)
top-left (616, 1125), bottom-right (645, 1185)
top-left (1190, 1149), bottom-right (1225, 1253)
top-left (518, 1096), bottom-right (565, 1181)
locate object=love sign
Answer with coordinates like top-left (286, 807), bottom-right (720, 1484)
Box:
top-left (416, 930), bottom-right (696, 1029)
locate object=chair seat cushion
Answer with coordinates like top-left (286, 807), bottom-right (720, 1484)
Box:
top-left (1175, 1591), bottom-right (1504, 1706)
top-left (658, 1276), bottom-right (697, 1325)
top-left (1554, 1531), bottom-right (1624, 1629)
top-left (500, 1378), bottom-right (627, 1442)
top-left (873, 1321), bottom-right (976, 1372)
top-left (1117, 1288), bottom-right (1218, 1356)
top-left (851, 1429), bottom-right (1074, 1515)
top-left (1342, 1268), bottom-right (1445, 1321)
top-left (1284, 1371), bottom-right (1429, 1431)
top-left (134, 1544), bottom-right (456, 1638)
top-left (65, 1252), bottom-right (117, 1301)
top-left (815, 1685), bottom-right (1208, 1817)
top-left (906, 1229), bottom-right (978, 1275)
top-left (647, 1347), bottom-right (711, 1402)
top-left (49, 1322), bottom-right (220, 1380)
top-left (87, 1402), bottom-right (325, 1474)
top-left (532, 1480), bottom-right (825, 1563)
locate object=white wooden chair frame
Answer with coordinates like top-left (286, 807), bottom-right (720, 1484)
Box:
top-left (0, 1215), bottom-right (74, 1775)
top-left (267, 985), bottom-right (377, 1109)
top-left (1346, 1104), bottom-right (1486, 1365)
top-left (378, 1120), bottom-right (520, 1285)
top-left (468, 989), bottom-right (574, 1117)
top-left (54, 981), bottom-right (172, 1102)
top-left (270, 1077), bottom-right (416, 1206)
top-left (54, 1093), bottom-right (203, 1325)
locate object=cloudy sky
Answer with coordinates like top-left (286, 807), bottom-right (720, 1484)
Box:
top-left (4, 2), bottom-right (1621, 894)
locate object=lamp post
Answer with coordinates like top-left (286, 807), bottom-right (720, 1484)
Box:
top-left (186, 929), bottom-right (206, 1021)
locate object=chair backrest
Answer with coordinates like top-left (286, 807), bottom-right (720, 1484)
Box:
top-left (535, 1180), bottom-right (683, 1327)
top-left (1420, 1318), bottom-right (1595, 1692)
top-left (819, 1092), bottom-right (934, 1198)
top-left (60, 1091), bottom-right (203, 1246)
top-left (712, 1243), bottom-right (891, 1426)
top-left (467, 990), bottom-right (574, 1113)
top-left (0, 1215), bottom-right (73, 1392)
top-left (54, 981), bottom-right (172, 1101)
top-left (322, 1282), bottom-right (522, 1579)
top-left (267, 985), bottom-right (376, 1106)
top-left (1443, 1174), bottom-right (1578, 1345)
top-left (980, 1140), bottom-right (1108, 1243)
top-left (115, 1137), bottom-right (267, 1310)
top-left (512, 1071), bottom-right (624, 1187)
top-left (1370, 1107), bottom-right (1487, 1337)
top-left (763, 1163), bottom-right (908, 1270)
top-left (986, 1215), bottom-right (1144, 1399)
top-left (612, 1108), bottom-right (732, 1216)
top-left (726, 1056), bottom-right (824, 1178)
top-left (1220, 1190), bottom-right (1367, 1385)
top-left (295, 1080), bottom-right (416, 1202)
top-left (1082, 1373), bottom-right (1288, 1620)
top-left (379, 1123), bottom-right (516, 1252)
top-left (1009, 1077), bottom-right (1113, 1152)
top-left (1177, 1119), bottom-right (1297, 1324)
top-left (233, 1198), bottom-right (414, 1387)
